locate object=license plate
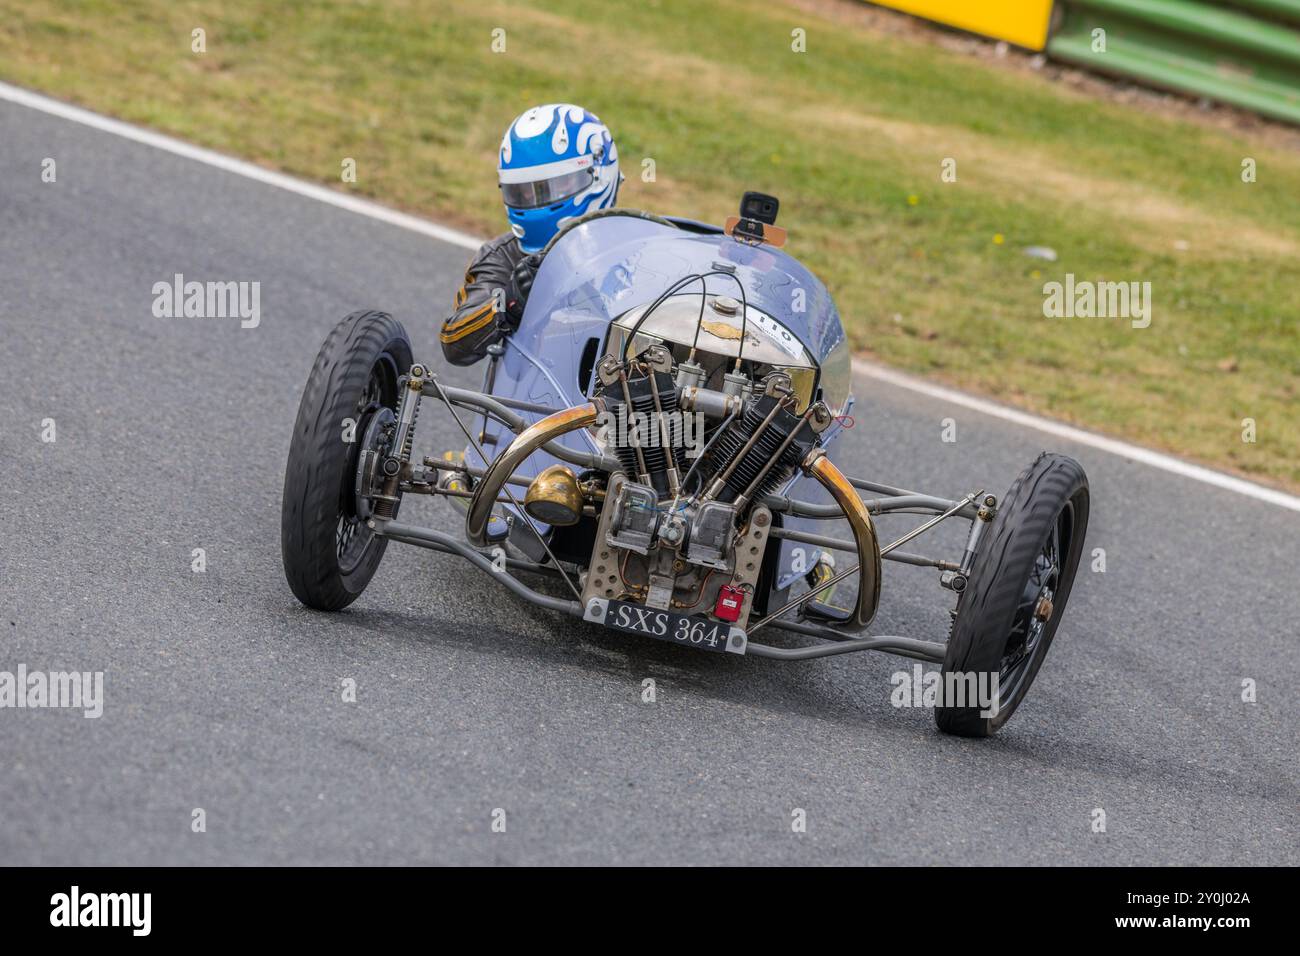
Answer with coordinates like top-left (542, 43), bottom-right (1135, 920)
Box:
top-left (582, 598), bottom-right (747, 655)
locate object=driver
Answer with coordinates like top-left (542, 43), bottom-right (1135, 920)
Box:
top-left (439, 104), bottom-right (623, 366)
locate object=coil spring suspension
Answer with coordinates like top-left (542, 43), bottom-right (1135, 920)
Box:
top-left (374, 388), bottom-right (420, 519)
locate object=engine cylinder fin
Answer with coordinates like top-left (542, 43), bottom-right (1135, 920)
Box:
top-left (604, 370), bottom-right (687, 497)
top-left (706, 395), bottom-right (811, 504)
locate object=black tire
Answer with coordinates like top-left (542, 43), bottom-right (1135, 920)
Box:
top-left (935, 453), bottom-right (1089, 737)
top-left (281, 310), bottom-right (412, 610)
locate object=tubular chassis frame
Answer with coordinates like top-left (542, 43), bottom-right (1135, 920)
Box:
top-left (363, 367), bottom-right (998, 665)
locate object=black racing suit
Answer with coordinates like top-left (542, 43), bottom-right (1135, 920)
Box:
top-left (439, 232), bottom-right (532, 367)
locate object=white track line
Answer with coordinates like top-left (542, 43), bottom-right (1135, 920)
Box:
top-left (855, 359), bottom-right (1300, 513)
top-left (0, 81), bottom-right (482, 253)
top-left (5, 80), bottom-right (1298, 514)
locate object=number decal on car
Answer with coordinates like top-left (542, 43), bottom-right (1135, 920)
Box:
top-left (613, 603), bottom-right (669, 636)
top-left (601, 600), bottom-right (735, 653)
top-left (675, 618), bottom-right (723, 647)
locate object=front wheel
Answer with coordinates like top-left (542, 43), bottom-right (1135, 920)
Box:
top-left (935, 453), bottom-right (1090, 737)
top-left (281, 310), bottom-right (412, 610)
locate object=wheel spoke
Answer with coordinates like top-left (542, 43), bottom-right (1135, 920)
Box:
top-left (336, 516), bottom-right (353, 558)
top-left (999, 509), bottom-right (1068, 684)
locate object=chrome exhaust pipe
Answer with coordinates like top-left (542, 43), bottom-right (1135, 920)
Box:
top-left (800, 448), bottom-right (882, 629)
top-left (465, 401), bottom-right (602, 548)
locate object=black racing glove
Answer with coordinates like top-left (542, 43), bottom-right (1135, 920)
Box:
top-left (503, 254), bottom-right (542, 328)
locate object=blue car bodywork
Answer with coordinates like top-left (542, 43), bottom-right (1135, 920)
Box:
top-left (467, 214), bottom-right (856, 592)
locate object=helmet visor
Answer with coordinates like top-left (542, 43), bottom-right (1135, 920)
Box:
top-left (500, 168), bottom-right (594, 210)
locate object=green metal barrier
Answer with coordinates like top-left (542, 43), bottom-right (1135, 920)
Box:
top-left (1048, 0), bottom-right (1300, 125)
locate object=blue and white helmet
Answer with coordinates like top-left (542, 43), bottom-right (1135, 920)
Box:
top-left (498, 104), bottom-right (621, 253)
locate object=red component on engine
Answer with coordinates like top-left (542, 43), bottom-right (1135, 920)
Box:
top-left (714, 585), bottom-right (745, 623)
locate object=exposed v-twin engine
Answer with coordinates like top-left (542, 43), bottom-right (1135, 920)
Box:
top-left (585, 344), bottom-right (830, 627)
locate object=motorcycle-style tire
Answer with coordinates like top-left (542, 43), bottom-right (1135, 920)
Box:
top-left (935, 453), bottom-right (1090, 737)
top-left (281, 310), bottom-right (412, 610)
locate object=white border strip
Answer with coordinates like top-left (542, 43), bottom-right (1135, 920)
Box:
top-left (0, 81), bottom-right (483, 252)
top-left (5, 80), bottom-right (1298, 514)
top-left (854, 359), bottom-right (1300, 513)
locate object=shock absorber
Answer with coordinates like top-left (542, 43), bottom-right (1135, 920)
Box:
top-left (375, 364), bottom-right (424, 518)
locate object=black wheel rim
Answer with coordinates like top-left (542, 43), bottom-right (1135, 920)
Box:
top-left (996, 500), bottom-right (1074, 706)
top-left (336, 357), bottom-right (399, 575)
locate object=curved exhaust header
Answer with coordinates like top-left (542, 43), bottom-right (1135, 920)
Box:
top-left (800, 449), bottom-right (882, 629)
top-left (465, 402), bottom-right (601, 548)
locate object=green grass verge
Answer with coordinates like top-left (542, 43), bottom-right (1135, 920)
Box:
top-left (3, 0), bottom-right (1297, 488)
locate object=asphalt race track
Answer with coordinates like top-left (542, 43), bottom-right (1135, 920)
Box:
top-left (2, 97), bottom-right (1296, 866)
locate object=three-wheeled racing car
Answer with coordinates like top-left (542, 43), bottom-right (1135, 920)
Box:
top-left (281, 195), bottom-right (1090, 736)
